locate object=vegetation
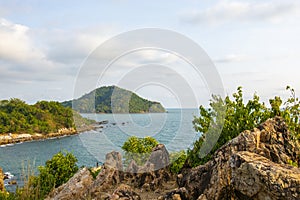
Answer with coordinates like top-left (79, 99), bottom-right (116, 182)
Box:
top-left (0, 151), bottom-right (78, 200)
top-left (31, 151), bottom-right (78, 196)
top-left (169, 150), bottom-right (187, 173)
top-left (0, 99), bottom-right (94, 134)
top-left (121, 136), bottom-right (187, 173)
top-left (186, 86), bottom-right (300, 167)
top-left (88, 167), bottom-right (102, 179)
top-left (62, 85), bottom-right (166, 113)
top-left (122, 136), bottom-right (159, 165)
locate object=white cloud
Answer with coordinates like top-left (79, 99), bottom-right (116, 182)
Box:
top-left (0, 18), bottom-right (118, 84)
top-left (0, 18), bottom-right (45, 64)
top-left (180, 1), bottom-right (300, 25)
top-left (214, 54), bottom-right (249, 63)
top-left (43, 27), bottom-right (115, 64)
top-left (0, 18), bottom-right (65, 83)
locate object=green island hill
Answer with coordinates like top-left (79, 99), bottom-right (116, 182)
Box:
top-left (61, 85), bottom-right (166, 113)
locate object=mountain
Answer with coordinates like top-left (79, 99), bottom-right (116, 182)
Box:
top-left (61, 86), bottom-right (166, 113)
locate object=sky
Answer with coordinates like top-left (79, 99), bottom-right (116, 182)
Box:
top-left (0, 0), bottom-right (299, 108)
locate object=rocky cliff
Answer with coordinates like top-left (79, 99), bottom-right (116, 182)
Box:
top-left (46, 117), bottom-right (300, 200)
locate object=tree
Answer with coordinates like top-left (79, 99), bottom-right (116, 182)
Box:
top-left (186, 86), bottom-right (300, 167)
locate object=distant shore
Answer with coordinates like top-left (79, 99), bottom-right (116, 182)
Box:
top-left (0, 125), bottom-right (98, 146)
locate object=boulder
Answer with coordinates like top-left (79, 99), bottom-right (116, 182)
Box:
top-left (147, 144), bottom-right (170, 171)
top-left (105, 151), bottom-right (123, 171)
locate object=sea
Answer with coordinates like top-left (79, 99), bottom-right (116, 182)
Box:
top-left (0, 108), bottom-right (200, 192)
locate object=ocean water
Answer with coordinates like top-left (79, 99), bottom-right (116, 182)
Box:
top-left (0, 108), bottom-right (199, 191)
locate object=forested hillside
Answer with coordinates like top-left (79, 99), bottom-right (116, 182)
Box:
top-left (0, 99), bottom-right (94, 134)
top-left (61, 86), bottom-right (166, 113)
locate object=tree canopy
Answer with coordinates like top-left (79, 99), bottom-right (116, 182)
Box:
top-left (0, 99), bottom-right (94, 134)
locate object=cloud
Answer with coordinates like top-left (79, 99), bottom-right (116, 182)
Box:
top-left (0, 18), bottom-right (45, 64)
top-left (180, 0), bottom-right (300, 25)
top-left (0, 18), bottom-right (67, 83)
top-left (43, 26), bottom-right (115, 64)
top-left (0, 18), bottom-right (118, 84)
top-left (214, 54), bottom-right (249, 63)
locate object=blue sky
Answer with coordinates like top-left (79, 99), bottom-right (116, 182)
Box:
top-left (0, 0), bottom-right (299, 108)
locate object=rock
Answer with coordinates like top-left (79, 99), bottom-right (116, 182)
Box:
top-left (123, 144), bottom-right (173, 190)
top-left (164, 187), bottom-right (188, 200)
top-left (172, 194), bottom-right (181, 200)
top-left (8, 180), bottom-right (17, 185)
top-left (126, 160), bottom-right (139, 173)
top-left (230, 151), bottom-right (300, 199)
top-left (147, 144), bottom-right (170, 171)
top-left (88, 151), bottom-right (125, 199)
top-left (176, 117), bottom-right (300, 200)
top-left (105, 151), bottom-right (123, 171)
top-left (109, 184), bottom-right (141, 200)
top-left (45, 167), bottom-right (93, 200)
top-left (0, 168), bottom-right (5, 192)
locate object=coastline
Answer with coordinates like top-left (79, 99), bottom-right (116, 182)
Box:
top-left (0, 125), bottom-right (98, 146)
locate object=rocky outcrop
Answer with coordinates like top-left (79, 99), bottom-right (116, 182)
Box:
top-left (173, 117), bottom-right (300, 200)
top-left (122, 144), bottom-right (172, 191)
top-left (46, 144), bottom-right (174, 199)
top-left (46, 167), bottom-right (93, 200)
top-left (0, 168), bottom-right (5, 192)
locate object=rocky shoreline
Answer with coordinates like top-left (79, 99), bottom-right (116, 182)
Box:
top-left (0, 124), bottom-right (98, 146)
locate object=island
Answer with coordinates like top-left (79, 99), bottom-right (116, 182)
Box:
top-left (61, 85), bottom-right (166, 113)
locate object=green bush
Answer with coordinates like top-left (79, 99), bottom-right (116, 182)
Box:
top-left (29, 151), bottom-right (78, 198)
top-left (2, 152), bottom-right (78, 200)
top-left (169, 150), bottom-right (187, 173)
top-left (122, 136), bottom-right (159, 165)
top-left (186, 86), bottom-right (299, 167)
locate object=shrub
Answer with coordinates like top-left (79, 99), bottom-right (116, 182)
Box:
top-left (29, 151), bottom-right (78, 198)
top-left (186, 86), bottom-right (299, 167)
top-left (169, 150), bottom-right (187, 173)
top-left (122, 136), bottom-right (159, 165)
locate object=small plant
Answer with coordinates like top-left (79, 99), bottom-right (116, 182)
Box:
top-left (88, 167), bottom-right (102, 179)
top-left (287, 159), bottom-right (298, 167)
